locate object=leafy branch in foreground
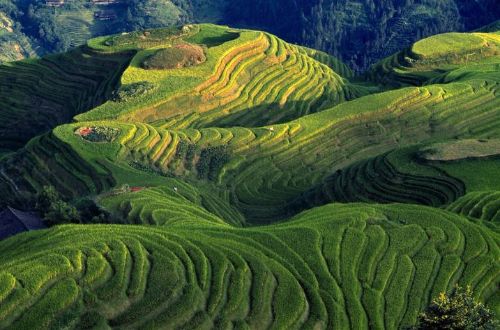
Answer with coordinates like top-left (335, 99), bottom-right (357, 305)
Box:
top-left (413, 285), bottom-right (498, 329)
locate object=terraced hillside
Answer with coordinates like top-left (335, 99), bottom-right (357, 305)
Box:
top-left (448, 191), bottom-right (500, 224)
top-left (288, 148), bottom-right (467, 211)
top-left (368, 31), bottom-right (500, 87)
top-left (0, 46), bottom-right (134, 152)
top-left (78, 25), bottom-right (366, 128)
top-left (0, 204), bottom-right (498, 329)
top-left (0, 26), bottom-right (499, 329)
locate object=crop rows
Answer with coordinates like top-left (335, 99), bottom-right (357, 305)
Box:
top-left (368, 48), bottom-right (431, 86)
top-left (447, 191), bottom-right (500, 223)
top-left (0, 46), bottom-right (133, 151)
top-left (101, 185), bottom-right (245, 227)
top-left (287, 151), bottom-right (466, 213)
top-left (0, 203), bottom-right (498, 329)
top-left (10, 72), bottom-right (494, 222)
top-left (1, 71), bottom-right (497, 222)
top-left (0, 27), bottom-right (498, 329)
top-left (368, 32), bottom-right (499, 87)
top-left (142, 32), bottom-right (361, 129)
top-left (226, 77), bottom-right (499, 222)
top-left (0, 132), bottom-right (115, 203)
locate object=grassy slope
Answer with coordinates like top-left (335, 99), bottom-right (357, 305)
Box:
top-left (77, 24), bottom-right (366, 128)
top-left (0, 203), bottom-right (498, 329)
top-left (0, 46), bottom-right (134, 151)
top-left (0, 27), bottom-right (499, 329)
top-left (368, 31), bottom-right (500, 87)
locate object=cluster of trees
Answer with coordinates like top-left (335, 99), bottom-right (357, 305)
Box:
top-left (196, 146), bottom-right (230, 181)
top-left (0, 0), bottom-right (191, 56)
top-left (174, 140), bottom-right (197, 171)
top-left (1, 0), bottom-right (499, 68)
top-left (224, 0), bottom-right (500, 70)
top-left (124, 0), bottom-right (189, 32)
top-left (35, 185), bottom-right (113, 225)
top-left (112, 81), bottom-right (155, 102)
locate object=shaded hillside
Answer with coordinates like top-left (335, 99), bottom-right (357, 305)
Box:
top-left (0, 45), bottom-right (134, 151)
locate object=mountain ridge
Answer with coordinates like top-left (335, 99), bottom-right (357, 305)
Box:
top-left (1, 0), bottom-right (499, 70)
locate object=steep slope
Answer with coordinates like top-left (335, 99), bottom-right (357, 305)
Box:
top-left (0, 10), bottom-right (36, 63)
top-left (0, 203), bottom-right (498, 329)
top-left (0, 27), bottom-right (498, 329)
top-left (0, 24), bottom-right (363, 155)
top-left (0, 46), bottom-right (133, 152)
top-left (2, 0), bottom-right (499, 71)
top-left (77, 24), bottom-right (364, 128)
top-left (1, 39), bottom-right (498, 221)
top-left (368, 31), bottom-right (500, 86)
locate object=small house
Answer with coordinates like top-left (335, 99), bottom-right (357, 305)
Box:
top-left (0, 207), bottom-right (46, 240)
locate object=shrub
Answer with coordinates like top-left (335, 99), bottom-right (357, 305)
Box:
top-left (77, 126), bottom-right (120, 142)
top-left (185, 143), bottom-right (197, 170)
top-left (142, 43), bottom-right (206, 70)
top-left (129, 161), bottom-right (174, 178)
top-left (174, 140), bottom-right (189, 160)
top-left (43, 200), bottom-right (81, 226)
top-left (36, 186), bottom-right (80, 226)
top-left (36, 185), bottom-right (60, 213)
top-left (196, 146), bottom-right (230, 180)
top-left (413, 286), bottom-right (498, 329)
top-left (112, 82), bottom-right (156, 102)
top-left (74, 198), bottom-right (115, 224)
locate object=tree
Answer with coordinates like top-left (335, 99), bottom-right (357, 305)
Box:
top-left (36, 186), bottom-right (80, 226)
top-left (74, 197), bottom-right (117, 224)
top-left (43, 200), bottom-right (80, 226)
top-left (414, 285), bottom-right (498, 329)
top-left (35, 185), bottom-right (59, 212)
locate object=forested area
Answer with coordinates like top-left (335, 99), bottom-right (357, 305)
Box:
top-left (0, 0), bottom-right (499, 69)
top-left (225, 0), bottom-right (500, 70)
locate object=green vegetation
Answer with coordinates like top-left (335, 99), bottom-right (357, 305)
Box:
top-left (112, 81), bottom-right (156, 102)
top-left (35, 185), bottom-right (80, 226)
top-left (288, 148), bottom-right (467, 212)
top-left (1, 0), bottom-right (498, 72)
top-left (224, 0), bottom-right (500, 70)
top-left (93, 27), bottom-right (184, 52)
top-left (368, 31), bottom-right (500, 87)
top-left (0, 203), bottom-right (498, 329)
top-left (447, 191), bottom-right (500, 224)
top-left (0, 45), bottom-right (134, 151)
top-left (420, 139), bottom-right (500, 161)
top-left (414, 286), bottom-right (498, 329)
top-left (76, 126), bottom-right (120, 143)
top-left (78, 24), bottom-right (365, 128)
top-left (185, 24), bottom-right (239, 47)
top-left (142, 43), bottom-right (206, 70)
top-left (0, 26), bottom-right (499, 328)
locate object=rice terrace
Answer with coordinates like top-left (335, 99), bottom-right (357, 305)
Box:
top-left (0, 17), bottom-right (499, 330)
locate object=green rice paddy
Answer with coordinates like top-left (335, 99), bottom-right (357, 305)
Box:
top-left (0, 24), bottom-right (498, 329)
